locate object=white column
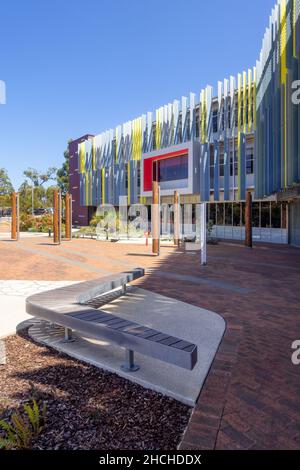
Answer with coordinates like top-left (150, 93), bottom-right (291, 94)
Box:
top-left (200, 203), bottom-right (207, 266)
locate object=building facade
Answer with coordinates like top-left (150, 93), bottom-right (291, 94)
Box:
top-left (69, 0), bottom-right (300, 246)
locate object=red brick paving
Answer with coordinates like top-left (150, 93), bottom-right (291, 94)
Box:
top-left (1, 235), bottom-right (300, 449)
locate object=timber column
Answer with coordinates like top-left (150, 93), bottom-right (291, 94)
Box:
top-left (11, 192), bottom-right (19, 241)
top-left (65, 192), bottom-right (72, 241)
top-left (53, 190), bottom-right (61, 245)
top-left (152, 181), bottom-right (160, 255)
top-left (245, 191), bottom-right (253, 248)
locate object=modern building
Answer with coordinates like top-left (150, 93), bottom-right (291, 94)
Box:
top-left (69, 0), bottom-right (300, 247)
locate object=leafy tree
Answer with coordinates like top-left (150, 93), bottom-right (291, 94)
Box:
top-left (45, 185), bottom-right (59, 207)
top-left (23, 167), bottom-right (57, 187)
top-left (0, 168), bottom-right (14, 209)
top-left (21, 167), bottom-right (58, 214)
top-left (56, 140), bottom-right (72, 194)
top-left (18, 181), bottom-right (44, 214)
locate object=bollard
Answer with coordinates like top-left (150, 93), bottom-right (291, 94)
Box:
top-left (65, 192), bottom-right (72, 240)
top-left (11, 192), bottom-right (19, 241)
top-left (53, 190), bottom-right (61, 245)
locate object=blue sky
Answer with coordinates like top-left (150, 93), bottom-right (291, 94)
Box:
top-left (0, 0), bottom-right (275, 189)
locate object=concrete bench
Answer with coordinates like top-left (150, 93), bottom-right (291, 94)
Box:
top-left (26, 268), bottom-right (197, 372)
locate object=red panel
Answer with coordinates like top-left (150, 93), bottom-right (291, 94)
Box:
top-left (143, 149), bottom-right (189, 192)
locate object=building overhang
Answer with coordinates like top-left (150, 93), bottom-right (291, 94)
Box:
top-left (276, 185), bottom-right (300, 202)
top-left (141, 142), bottom-right (198, 198)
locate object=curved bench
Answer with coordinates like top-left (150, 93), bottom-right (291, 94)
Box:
top-left (26, 268), bottom-right (197, 372)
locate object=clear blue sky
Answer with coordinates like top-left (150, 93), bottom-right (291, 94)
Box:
top-left (0, 0), bottom-right (275, 189)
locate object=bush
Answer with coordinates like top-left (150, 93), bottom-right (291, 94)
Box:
top-left (19, 213), bottom-right (35, 231)
top-left (19, 213), bottom-right (53, 233)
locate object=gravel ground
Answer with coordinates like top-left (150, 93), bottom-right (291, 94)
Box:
top-left (0, 330), bottom-right (191, 450)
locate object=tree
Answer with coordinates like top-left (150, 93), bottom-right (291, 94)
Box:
top-left (23, 167), bottom-right (57, 187)
top-left (0, 168), bottom-right (14, 209)
top-left (21, 167), bottom-right (57, 214)
top-left (18, 181), bottom-right (45, 214)
top-left (56, 140), bottom-right (72, 195)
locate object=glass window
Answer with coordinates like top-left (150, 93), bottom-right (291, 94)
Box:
top-left (261, 202), bottom-right (270, 228)
top-left (271, 202), bottom-right (281, 228)
top-left (195, 107), bottom-right (200, 138)
top-left (212, 109), bottom-right (218, 133)
top-left (137, 161), bottom-right (141, 190)
top-left (210, 145), bottom-right (214, 188)
top-left (233, 203), bottom-right (241, 226)
top-left (216, 203), bottom-right (224, 225)
top-left (230, 149), bottom-right (238, 176)
top-left (234, 148), bottom-right (238, 176)
top-left (221, 107), bottom-right (225, 131)
top-left (241, 202), bottom-right (246, 226)
top-left (252, 202), bottom-right (260, 228)
top-left (185, 112), bottom-right (190, 141)
top-left (246, 147), bottom-right (254, 174)
top-left (281, 203), bottom-right (287, 229)
top-left (225, 203), bottom-right (232, 225)
top-left (177, 115), bottom-right (182, 143)
top-left (230, 151), bottom-right (234, 176)
top-left (209, 204), bottom-right (216, 225)
top-left (158, 154), bottom-right (188, 183)
top-left (152, 125), bottom-right (156, 150)
top-left (125, 163), bottom-right (128, 189)
top-left (219, 151), bottom-right (224, 177)
top-left (227, 102), bottom-right (231, 129)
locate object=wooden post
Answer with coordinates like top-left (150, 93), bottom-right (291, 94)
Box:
top-left (65, 193), bottom-right (72, 240)
top-left (11, 192), bottom-right (19, 241)
top-left (53, 190), bottom-right (61, 245)
top-left (174, 191), bottom-right (180, 246)
top-left (245, 191), bottom-right (253, 248)
top-left (152, 181), bottom-right (160, 255)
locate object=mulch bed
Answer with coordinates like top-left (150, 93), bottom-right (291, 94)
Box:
top-left (0, 330), bottom-right (191, 450)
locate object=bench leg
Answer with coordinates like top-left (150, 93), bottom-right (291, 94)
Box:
top-left (63, 327), bottom-right (75, 343)
top-left (121, 349), bottom-right (139, 372)
top-left (121, 283), bottom-right (127, 295)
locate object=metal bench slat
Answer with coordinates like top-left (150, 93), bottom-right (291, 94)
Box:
top-left (96, 317), bottom-right (128, 326)
top-left (159, 336), bottom-right (184, 346)
top-left (171, 340), bottom-right (195, 350)
top-left (92, 313), bottom-right (120, 323)
top-left (148, 333), bottom-right (172, 343)
top-left (137, 329), bottom-right (161, 339)
top-left (107, 320), bottom-right (133, 330)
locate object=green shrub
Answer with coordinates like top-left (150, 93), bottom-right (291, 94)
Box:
top-left (19, 213), bottom-right (53, 233)
top-left (0, 399), bottom-right (47, 450)
top-left (19, 213), bottom-right (35, 231)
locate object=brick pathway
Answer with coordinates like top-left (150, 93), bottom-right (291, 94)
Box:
top-left (1, 236), bottom-right (300, 449)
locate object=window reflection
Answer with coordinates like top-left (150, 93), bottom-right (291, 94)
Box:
top-left (158, 155), bottom-right (188, 182)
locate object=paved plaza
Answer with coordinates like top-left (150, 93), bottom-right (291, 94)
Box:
top-left (1, 235), bottom-right (300, 449)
